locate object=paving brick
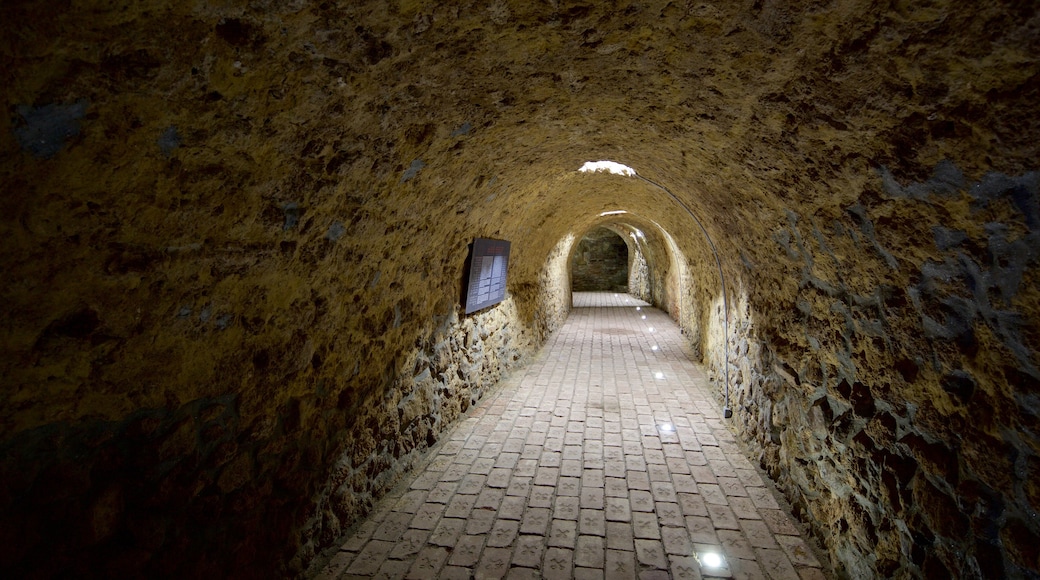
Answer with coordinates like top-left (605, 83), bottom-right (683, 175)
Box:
top-left (686, 515), bottom-right (719, 544)
top-left (580, 508), bottom-right (607, 536)
top-left (507, 477), bottom-right (532, 497)
top-left (474, 547), bottom-right (512, 580)
top-left (507, 567), bottom-right (542, 580)
top-left (605, 497), bottom-right (632, 522)
top-left (718, 529), bottom-right (756, 560)
top-left (474, 487), bottom-right (505, 510)
top-left (669, 555), bottom-right (703, 580)
top-left (635, 539), bottom-right (669, 569)
top-left (499, 495), bottom-right (526, 520)
top-left (511, 536), bottom-right (544, 569)
top-left (346, 540), bottom-right (395, 575)
top-left (393, 490), bottom-right (427, 513)
top-left (372, 512), bottom-right (411, 542)
top-left (677, 492), bottom-right (708, 517)
top-left (520, 507), bottom-right (551, 535)
top-left (558, 476), bottom-right (582, 496)
top-left (735, 468), bottom-right (764, 487)
top-left (756, 547), bottom-right (800, 580)
top-left (314, 551), bottom-right (354, 579)
top-left (374, 557), bottom-right (411, 579)
top-left (535, 466), bottom-right (561, 486)
top-left (405, 546), bottom-right (448, 579)
top-left (798, 566), bottom-right (829, 580)
top-left (581, 486), bottom-right (605, 509)
top-left (390, 528), bottom-right (430, 559)
top-left (760, 509), bottom-right (800, 535)
top-left (651, 481), bottom-right (678, 503)
top-left (575, 567), bottom-right (606, 580)
top-left (740, 519), bottom-right (779, 549)
top-left (561, 458), bottom-right (584, 477)
top-left (707, 503), bottom-right (740, 530)
top-left (487, 519), bottom-right (520, 548)
top-left (775, 535), bottom-right (822, 567)
top-left (747, 487), bottom-right (781, 510)
top-left (514, 459), bottom-right (538, 477)
top-left (409, 502), bottom-right (444, 530)
top-left (529, 485), bottom-right (554, 507)
top-left (543, 547), bottom-right (574, 580)
top-left (426, 481), bottom-right (458, 504)
top-left (605, 549), bottom-right (636, 580)
top-left (655, 501), bottom-right (684, 527)
top-left (708, 458), bottom-right (738, 479)
top-left (718, 476), bottom-right (748, 498)
top-left (728, 496), bottom-right (761, 521)
top-left (672, 473), bottom-right (698, 494)
top-left (661, 526), bottom-right (693, 556)
top-left (730, 557), bottom-right (767, 579)
top-left (549, 495), bottom-right (577, 519)
top-left (575, 535), bottom-right (606, 568)
top-left (549, 518), bottom-right (579, 548)
top-left (605, 476), bottom-right (628, 497)
top-left (632, 511), bottom-right (661, 539)
top-left (606, 521), bottom-right (634, 551)
top-left (444, 493), bottom-right (476, 518)
top-left (340, 520), bottom-right (378, 552)
top-left (457, 474), bottom-right (487, 495)
top-left (428, 517), bottom-right (466, 547)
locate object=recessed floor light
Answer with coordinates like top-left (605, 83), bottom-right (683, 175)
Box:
top-left (698, 550), bottom-right (727, 571)
top-left (654, 372), bottom-right (664, 379)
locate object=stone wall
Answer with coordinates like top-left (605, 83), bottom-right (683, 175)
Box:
top-left (712, 164), bottom-right (1040, 578)
top-left (628, 240), bottom-right (652, 302)
top-left (2, 0), bottom-right (1037, 578)
top-left (297, 295), bottom-right (540, 568)
top-left (570, 226), bottom-right (629, 292)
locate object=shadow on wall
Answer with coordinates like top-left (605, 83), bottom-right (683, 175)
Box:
top-left (721, 163), bottom-right (1040, 578)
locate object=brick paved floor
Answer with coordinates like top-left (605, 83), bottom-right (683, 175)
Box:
top-left (314, 293), bottom-right (830, 579)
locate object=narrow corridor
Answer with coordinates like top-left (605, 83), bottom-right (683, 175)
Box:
top-left (314, 293), bottom-right (829, 579)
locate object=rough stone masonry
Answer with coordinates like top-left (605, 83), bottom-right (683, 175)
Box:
top-left (0, 1), bottom-right (1037, 578)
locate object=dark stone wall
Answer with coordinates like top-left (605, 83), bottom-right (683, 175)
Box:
top-left (1, 0), bottom-right (1037, 578)
top-left (720, 163), bottom-right (1040, 578)
top-left (571, 227), bottom-right (629, 292)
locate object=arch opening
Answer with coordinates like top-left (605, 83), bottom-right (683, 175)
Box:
top-left (570, 226), bottom-right (630, 293)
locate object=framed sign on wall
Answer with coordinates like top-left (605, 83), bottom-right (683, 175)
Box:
top-left (463, 238), bottom-right (511, 314)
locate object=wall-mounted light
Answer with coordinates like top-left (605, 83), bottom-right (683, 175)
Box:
top-left (600, 210), bottom-right (628, 216)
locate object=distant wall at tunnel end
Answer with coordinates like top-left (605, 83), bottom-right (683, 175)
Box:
top-left (712, 163), bottom-right (1040, 578)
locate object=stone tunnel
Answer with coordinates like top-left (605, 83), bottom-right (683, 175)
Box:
top-left (1, 0), bottom-right (1038, 578)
